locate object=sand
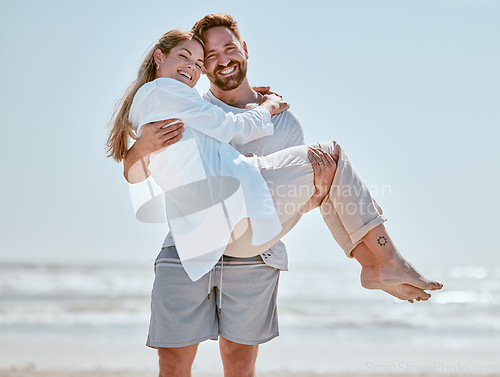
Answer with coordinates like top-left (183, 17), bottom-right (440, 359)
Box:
top-left (1, 371), bottom-right (495, 377)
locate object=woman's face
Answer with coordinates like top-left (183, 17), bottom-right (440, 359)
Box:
top-left (155, 39), bottom-right (204, 87)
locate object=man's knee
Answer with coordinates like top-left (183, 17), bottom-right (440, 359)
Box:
top-left (219, 337), bottom-right (258, 377)
top-left (158, 344), bottom-right (198, 377)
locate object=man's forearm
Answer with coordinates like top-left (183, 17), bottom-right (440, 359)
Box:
top-left (300, 191), bottom-right (326, 214)
top-left (301, 146), bottom-right (337, 213)
top-left (123, 142), bottom-right (151, 184)
top-left (123, 120), bottom-right (185, 183)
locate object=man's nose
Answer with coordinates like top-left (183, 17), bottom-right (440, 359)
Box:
top-left (217, 53), bottom-right (231, 67)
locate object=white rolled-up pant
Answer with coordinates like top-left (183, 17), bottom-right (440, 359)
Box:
top-left (224, 141), bottom-right (386, 258)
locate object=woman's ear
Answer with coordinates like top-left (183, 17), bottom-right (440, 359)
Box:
top-left (153, 49), bottom-right (164, 66)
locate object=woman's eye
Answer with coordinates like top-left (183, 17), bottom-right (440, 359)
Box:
top-left (180, 54), bottom-right (188, 60)
top-left (195, 64), bottom-right (202, 69)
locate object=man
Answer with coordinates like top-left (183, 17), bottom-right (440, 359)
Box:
top-left (123, 13), bottom-right (335, 377)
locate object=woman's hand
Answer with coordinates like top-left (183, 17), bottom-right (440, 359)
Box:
top-left (261, 94), bottom-right (289, 116)
top-left (252, 86), bottom-right (282, 98)
top-left (123, 119), bottom-right (184, 183)
top-left (301, 147), bottom-right (338, 213)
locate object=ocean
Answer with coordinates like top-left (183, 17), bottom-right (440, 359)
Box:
top-left (1, 262), bottom-right (499, 375)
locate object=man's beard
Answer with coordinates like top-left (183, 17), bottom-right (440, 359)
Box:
top-left (207, 60), bottom-right (247, 91)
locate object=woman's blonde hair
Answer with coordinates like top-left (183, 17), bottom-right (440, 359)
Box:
top-left (106, 29), bottom-right (202, 162)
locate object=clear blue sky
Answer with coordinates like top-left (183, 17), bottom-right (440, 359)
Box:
top-left (1, 0), bottom-right (499, 267)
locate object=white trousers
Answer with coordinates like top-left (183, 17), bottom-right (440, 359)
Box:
top-left (224, 141), bottom-right (386, 258)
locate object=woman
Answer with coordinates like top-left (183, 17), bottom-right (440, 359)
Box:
top-left (107, 30), bottom-right (442, 299)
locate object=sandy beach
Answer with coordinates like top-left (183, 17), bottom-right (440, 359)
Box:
top-left (2, 371), bottom-right (497, 377)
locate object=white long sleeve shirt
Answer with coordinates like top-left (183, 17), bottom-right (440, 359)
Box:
top-left (129, 78), bottom-right (282, 281)
top-left (162, 91), bottom-right (306, 271)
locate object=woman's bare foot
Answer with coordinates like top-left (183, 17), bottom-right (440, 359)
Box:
top-left (360, 262), bottom-right (431, 302)
top-left (362, 225), bottom-right (443, 291)
top-left (379, 256), bottom-right (443, 290)
top-left (353, 243), bottom-right (434, 303)
top-left (365, 280), bottom-right (431, 303)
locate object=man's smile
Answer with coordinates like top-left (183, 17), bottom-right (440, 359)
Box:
top-left (217, 64), bottom-right (237, 76)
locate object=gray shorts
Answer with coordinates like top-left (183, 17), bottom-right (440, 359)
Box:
top-left (147, 246), bottom-right (280, 348)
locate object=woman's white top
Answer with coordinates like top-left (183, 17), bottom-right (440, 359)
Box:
top-left (129, 78), bottom-right (282, 281)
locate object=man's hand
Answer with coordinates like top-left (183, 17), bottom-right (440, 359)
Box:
top-left (123, 119), bottom-right (184, 183)
top-left (301, 147), bottom-right (338, 213)
top-left (137, 119), bottom-right (185, 155)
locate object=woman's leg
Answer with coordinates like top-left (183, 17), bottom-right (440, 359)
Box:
top-left (351, 242), bottom-right (432, 302)
top-left (313, 141), bottom-right (386, 248)
top-left (359, 224), bottom-right (443, 290)
top-left (225, 141), bottom-right (385, 257)
top-left (313, 141), bottom-right (442, 292)
top-left (225, 141), bottom-right (442, 294)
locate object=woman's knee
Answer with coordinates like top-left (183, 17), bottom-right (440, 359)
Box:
top-left (331, 141), bottom-right (341, 162)
top-left (315, 141), bottom-right (341, 162)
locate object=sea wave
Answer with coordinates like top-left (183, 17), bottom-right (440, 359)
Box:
top-left (1, 263), bottom-right (499, 331)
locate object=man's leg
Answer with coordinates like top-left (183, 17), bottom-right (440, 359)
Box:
top-left (158, 344), bottom-right (199, 377)
top-left (213, 256), bottom-right (280, 376)
top-left (148, 247), bottom-right (219, 375)
top-left (219, 337), bottom-right (258, 377)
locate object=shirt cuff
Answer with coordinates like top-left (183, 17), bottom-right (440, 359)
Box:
top-left (254, 106), bottom-right (274, 136)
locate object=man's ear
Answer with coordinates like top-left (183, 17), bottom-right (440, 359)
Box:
top-left (243, 41), bottom-right (249, 59)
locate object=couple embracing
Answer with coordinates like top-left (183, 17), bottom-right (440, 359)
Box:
top-left (107, 13), bottom-right (442, 377)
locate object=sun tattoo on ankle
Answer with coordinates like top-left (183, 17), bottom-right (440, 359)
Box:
top-left (377, 236), bottom-right (387, 246)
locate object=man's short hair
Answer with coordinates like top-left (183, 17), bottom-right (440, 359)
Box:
top-left (192, 13), bottom-right (242, 43)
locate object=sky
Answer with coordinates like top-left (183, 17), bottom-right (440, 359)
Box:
top-left (0, 0), bottom-right (499, 269)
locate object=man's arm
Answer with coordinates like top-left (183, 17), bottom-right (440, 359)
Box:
top-left (279, 110), bottom-right (336, 213)
top-left (301, 147), bottom-right (338, 213)
top-left (124, 119), bottom-right (184, 183)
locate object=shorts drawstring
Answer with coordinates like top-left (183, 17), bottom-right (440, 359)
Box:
top-left (207, 269), bottom-right (212, 299)
top-left (219, 255), bottom-right (224, 315)
top-left (207, 256), bottom-right (224, 314)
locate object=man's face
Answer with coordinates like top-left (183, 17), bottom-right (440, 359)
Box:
top-left (202, 26), bottom-right (248, 91)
